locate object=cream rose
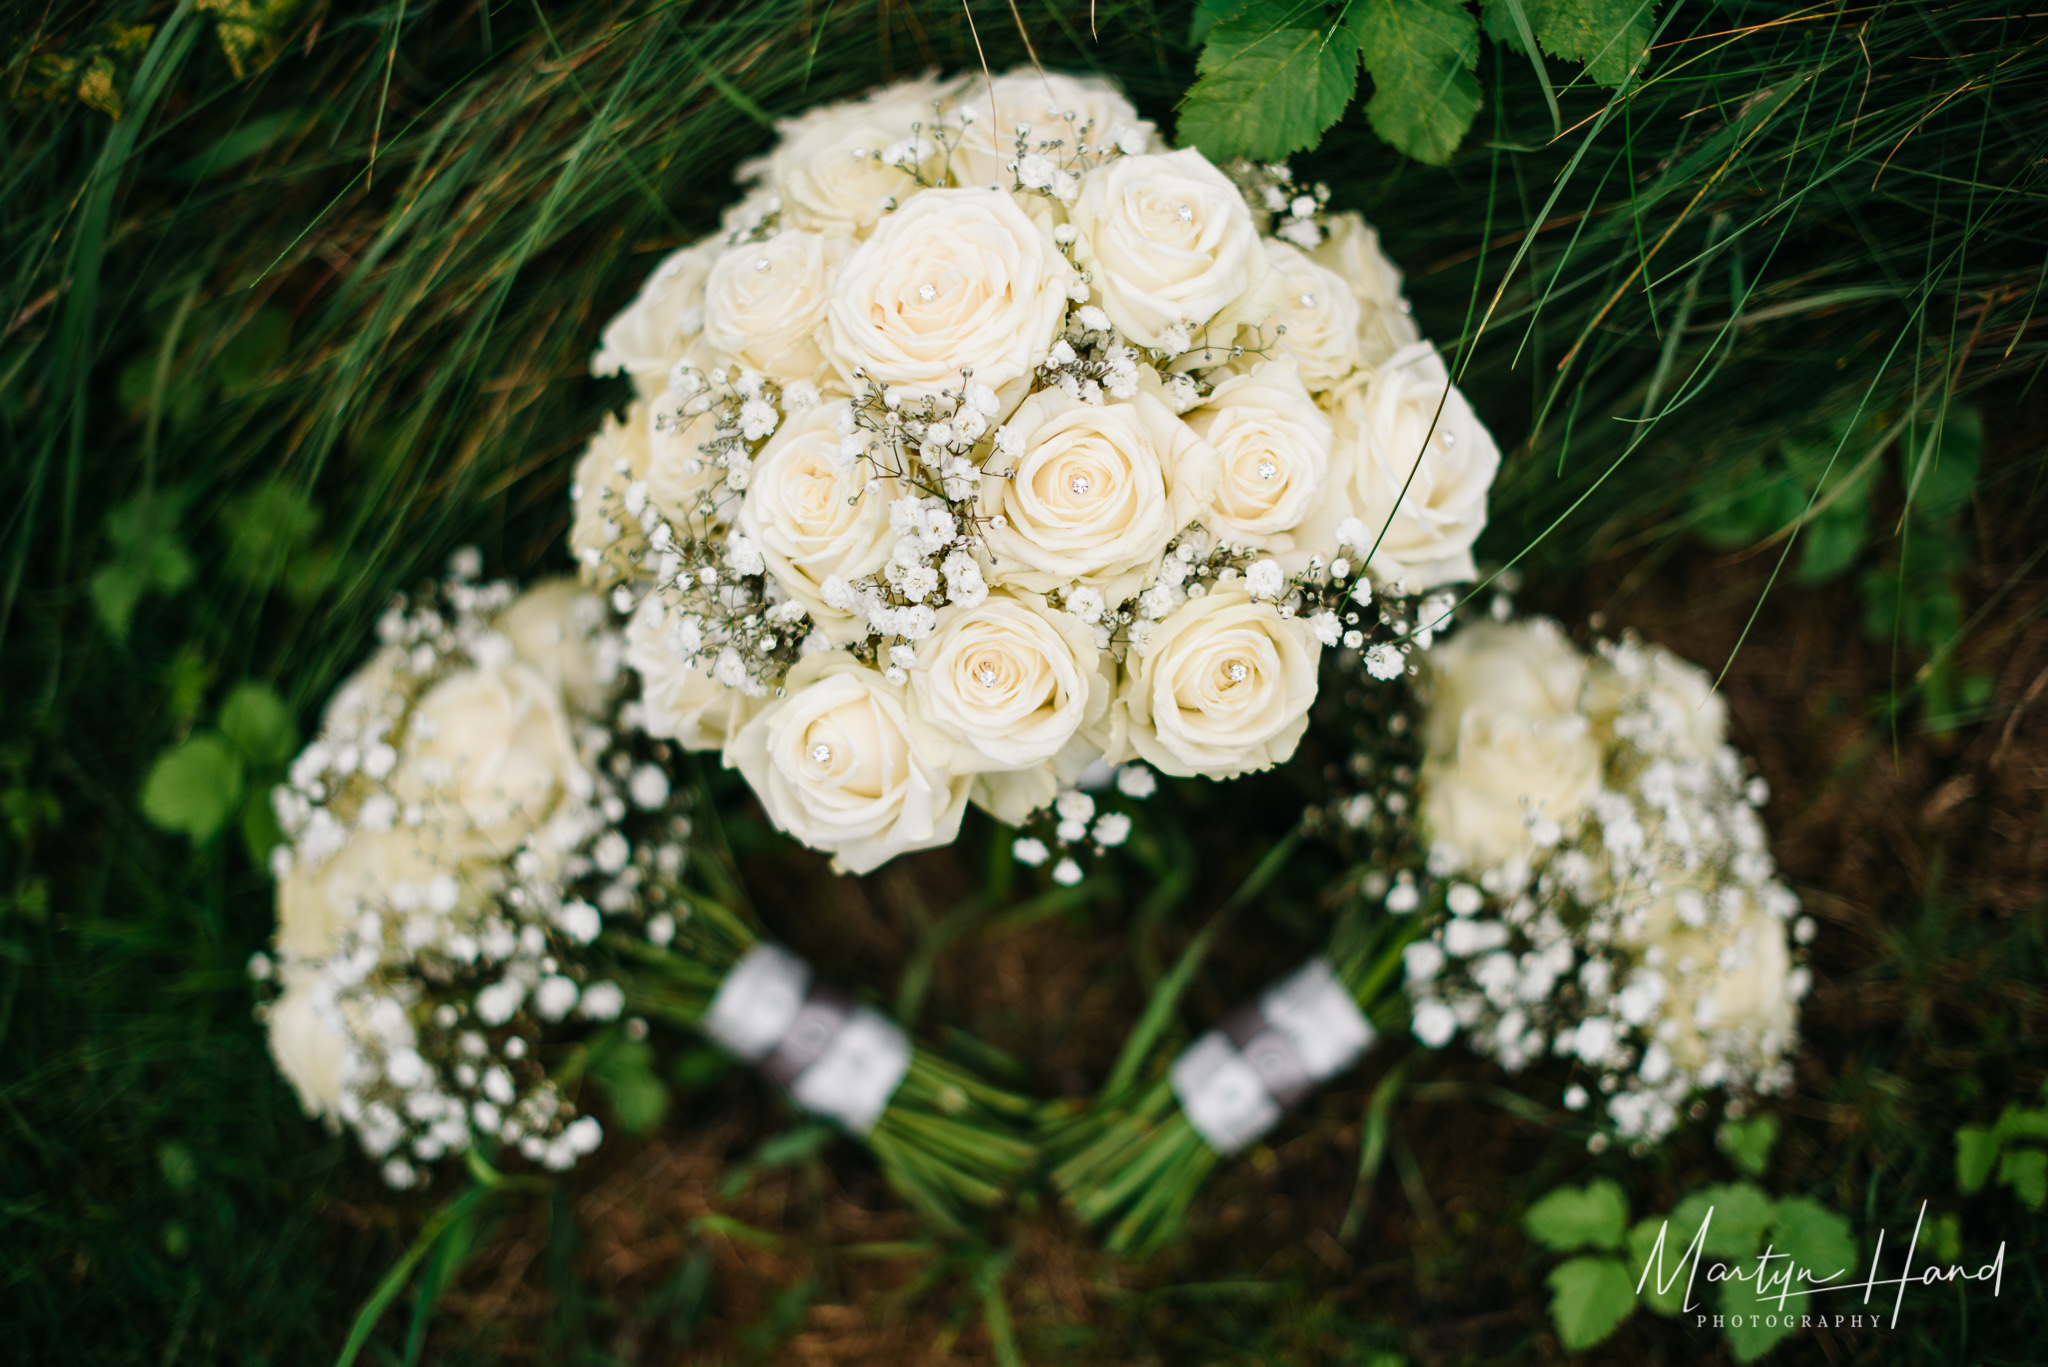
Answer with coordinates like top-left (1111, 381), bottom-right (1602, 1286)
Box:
top-left (946, 68), bottom-right (1153, 188)
top-left (1311, 211), bottom-right (1420, 368)
top-left (646, 390), bottom-right (735, 528)
top-left (1420, 705), bottom-right (1602, 868)
top-left (744, 75), bottom-right (957, 236)
top-left (1260, 239), bottom-right (1365, 391)
top-left (701, 230), bottom-right (852, 380)
top-left (824, 188), bottom-right (1072, 410)
top-left (390, 662), bottom-right (593, 854)
top-left (1585, 644), bottom-right (1729, 762)
top-left (496, 579), bottom-right (616, 718)
top-left (737, 399), bottom-right (897, 637)
top-left (727, 653), bottom-right (971, 874)
top-left (570, 404), bottom-right (654, 584)
top-left (1623, 886), bottom-right (1797, 1074)
top-left (1420, 620), bottom-right (1587, 757)
top-left (276, 824), bottom-right (491, 959)
top-left (1332, 342), bottom-right (1500, 588)
top-left (591, 239), bottom-right (720, 398)
top-left (907, 590), bottom-right (1110, 773)
top-left (1071, 149), bottom-right (1281, 350)
top-left (1183, 358), bottom-right (1332, 553)
top-left (623, 595), bottom-right (761, 753)
top-left (1114, 587), bottom-right (1321, 779)
top-left (977, 380), bottom-right (1218, 603)
top-left (268, 969), bottom-right (347, 1118)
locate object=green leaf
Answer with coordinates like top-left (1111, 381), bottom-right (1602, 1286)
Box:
top-left (1189, 0), bottom-right (1241, 46)
top-left (1903, 404), bottom-right (1981, 525)
top-left (1545, 1256), bottom-right (1636, 1351)
top-left (1692, 462), bottom-right (1803, 551)
top-left (212, 306), bottom-right (291, 394)
top-left (1525, 1179), bottom-right (1629, 1252)
top-left (1350, 0), bottom-right (1482, 165)
top-left (92, 491), bottom-right (196, 639)
top-left (1627, 1216), bottom-right (1697, 1317)
top-left (1494, 0), bottom-right (1655, 88)
top-left (1719, 1273), bottom-right (1796, 1361)
top-left (1670, 1182), bottom-right (1775, 1260)
top-left (140, 733), bottom-right (244, 841)
top-left (1999, 1148), bottom-right (2047, 1210)
top-left (1179, 2), bottom-right (1361, 162)
top-left (1956, 1125), bottom-right (2000, 1193)
top-left (1994, 1102), bottom-right (2048, 1141)
top-left (217, 681), bottom-right (297, 766)
top-left (589, 1035), bottom-right (671, 1135)
top-left (1716, 1114), bottom-right (1780, 1178)
top-left (220, 479), bottom-right (320, 588)
top-left (1768, 1197), bottom-right (1857, 1285)
top-left (241, 786), bottom-right (286, 869)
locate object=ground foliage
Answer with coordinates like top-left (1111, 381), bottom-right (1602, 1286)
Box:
top-left (2, 0), bottom-right (2045, 1362)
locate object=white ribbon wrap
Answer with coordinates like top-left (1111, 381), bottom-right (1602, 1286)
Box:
top-left (701, 943), bottom-right (910, 1136)
top-left (1170, 957), bottom-right (1375, 1156)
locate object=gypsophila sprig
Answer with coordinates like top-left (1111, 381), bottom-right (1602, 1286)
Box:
top-left (581, 68), bottom-right (1501, 874)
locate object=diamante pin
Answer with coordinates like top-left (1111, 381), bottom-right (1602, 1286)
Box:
top-left (809, 743), bottom-right (833, 766)
top-left (1069, 473), bottom-right (1092, 495)
top-left (1256, 460), bottom-right (1277, 482)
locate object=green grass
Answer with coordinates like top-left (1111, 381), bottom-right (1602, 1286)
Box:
top-left (3, 0), bottom-right (2045, 1361)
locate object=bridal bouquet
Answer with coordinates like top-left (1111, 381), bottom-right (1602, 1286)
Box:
top-left (255, 564), bottom-right (1034, 1225)
top-left (575, 68), bottom-right (1502, 872)
top-left (1400, 619), bottom-right (1811, 1145)
top-left (1050, 612), bottom-right (1815, 1252)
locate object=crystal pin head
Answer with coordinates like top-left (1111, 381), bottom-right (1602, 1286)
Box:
top-left (1225, 662), bottom-right (1249, 683)
top-left (1174, 202), bottom-right (1192, 222)
top-left (977, 666), bottom-right (998, 688)
top-left (1256, 460), bottom-right (1277, 482)
top-left (809, 743), bottom-right (833, 766)
top-left (1069, 473), bottom-right (1092, 496)
top-left (917, 282), bottom-right (937, 302)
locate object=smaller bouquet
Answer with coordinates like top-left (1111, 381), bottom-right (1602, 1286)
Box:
top-left (1400, 619), bottom-right (1812, 1146)
top-left (256, 563), bottom-right (1034, 1227)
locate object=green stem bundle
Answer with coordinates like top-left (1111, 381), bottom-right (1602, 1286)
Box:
top-left (1046, 891), bottom-right (1428, 1257)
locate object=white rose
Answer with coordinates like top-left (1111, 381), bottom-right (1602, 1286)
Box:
top-left (727, 653), bottom-right (971, 874)
top-left (1113, 587), bottom-right (1321, 779)
top-left (745, 75), bottom-right (958, 236)
top-left (592, 239), bottom-right (720, 398)
top-left (824, 188), bottom-right (1073, 411)
top-left (623, 594), bottom-right (761, 753)
top-left (908, 590), bottom-right (1111, 773)
top-left (1585, 643), bottom-right (1729, 761)
top-left (968, 738), bottom-right (1105, 826)
top-left (1625, 887), bottom-right (1796, 1074)
top-left (1420, 704), bottom-right (1602, 869)
top-left (1259, 239), bottom-right (1365, 391)
top-left (946, 68), bottom-right (1154, 188)
top-left (569, 404), bottom-right (653, 584)
top-left (1332, 342), bottom-right (1499, 588)
top-left (701, 230), bottom-right (853, 380)
top-left (977, 379), bottom-right (1218, 603)
top-left (268, 969), bottom-right (347, 1117)
top-left (737, 399), bottom-right (897, 638)
top-left (1421, 620), bottom-right (1587, 756)
top-left (1311, 211), bottom-right (1420, 368)
top-left (496, 579), bottom-right (616, 718)
top-left (1183, 357), bottom-right (1332, 553)
top-left (390, 662), bottom-right (593, 854)
top-left (276, 824), bottom-right (490, 959)
top-left (1070, 149), bottom-right (1281, 350)
top-left (646, 390), bottom-right (735, 528)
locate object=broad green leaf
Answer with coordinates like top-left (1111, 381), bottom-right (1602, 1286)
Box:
top-left (1189, 0), bottom-right (1241, 45)
top-left (212, 306), bottom-right (291, 394)
top-left (1627, 1216), bottom-right (1699, 1317)
top-left (1768, 1198), bottom-right (1857, 1286)
top-left (220, 479), bottom-right (320, 587)
top-left (1956, 1124), bottom-right (2000, 1193)
top-left (1692, 462), bottom-right (1802, 550)
top-left (1716, 1114), bottom-right (1780, 1178)
top-left (217, 681), bottom-right (297, 766)
top-left (1670, 1182), bottom-right (1775, 1260)
top-left (1350, 0), bottom-right (1481, 165)
top-left (1793, 492), bottom-right (1870, 585)
top-left (1179, 2), bottom-right (1361, 161)
top-left (1999, 1148), bottom-right (2047, 1209)
top-left (241, 786), bottom-right (286, 869)
top-left (140, 733), bottom-right (244, 840)
top-left (1994, 1102), bottom-right (2048, 1141)
top-left (590, 1036), bottom-right (671, 1135)
top-left (1903, 404), bottom-right (1981, 525)
top-left (1525, 1179), bottom-right (1629, 1251)
top-left (92, 491), bottom-right (196, 639)
top-left (1496, 0), bottom-right (1655, 88)
top-left (1545, 1256), bottom-right (1636, 1351)
top-left (1719, 1273), bottom-right (1796, 1361)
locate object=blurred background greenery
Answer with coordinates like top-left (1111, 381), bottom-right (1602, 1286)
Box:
top-left (3, 0), bottom-right (2044, 1361)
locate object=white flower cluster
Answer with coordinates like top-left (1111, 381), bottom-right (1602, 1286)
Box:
top-left (577, 69), bottom-right (1503, 874)
top-left (257, 564), bottom-right (693, 1188)
top-left (1397, 621), bottom-right (1812, 1144)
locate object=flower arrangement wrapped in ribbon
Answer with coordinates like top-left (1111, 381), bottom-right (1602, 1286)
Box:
top-left (1048, 612), bottom-right (1815, 1253)
top-left (572, 68), bottom-right (1503, 874)
top-left (256, 561), bottom-right (1033, 1229)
